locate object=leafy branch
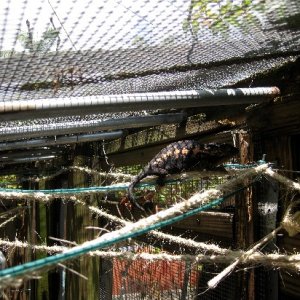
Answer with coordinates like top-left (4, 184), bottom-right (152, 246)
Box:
top-left (183, 0), bottom-right (266, 35)
top-left (17, 18), bottom-right (60, 53)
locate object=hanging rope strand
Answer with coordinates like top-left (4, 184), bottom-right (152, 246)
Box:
top-left (0, 239), bottom-right (299, 270)
top-left (0, 164), bottom-right (269, 283)
top-left (2, 164), bottom-right (300, 289)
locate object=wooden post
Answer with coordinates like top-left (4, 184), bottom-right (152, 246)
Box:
top-left (64, 144), bottom-right (101, 300)
top-left (235, 130), bottom-right (255, 300)
top-left (27, 179), bottom-right (38, 300)
top-left (97, 142), bottom-right (113, 300)
top-left (44, 174), bottom-right (68, 300)
top-left (255, 176), bottom-right (279, 300)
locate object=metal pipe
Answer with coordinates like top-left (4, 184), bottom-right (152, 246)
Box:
top-left (0, 112), bottom-right (185, 141)
top-left (0, 131), bottom-right (123, 151)
top-left (1, 155), bottom-right (57, 166)
top-left (12, 155), bottom-right (57, 163)
top-left (0, 87), bottom-right (280, 121)
top-left (0, 149), bottom-right (62, 161)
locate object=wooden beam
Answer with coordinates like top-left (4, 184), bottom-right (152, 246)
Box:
top-left (193, 104), bottom-right (247, 123)
top-left (105, 122), bottom-right (236, 167)
top-left (247, 96), bottom-right (300, 136)
top-left (235, 130), bottom-right (255, 300)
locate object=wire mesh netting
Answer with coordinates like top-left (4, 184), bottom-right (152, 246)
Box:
top-left (111, 246), bottom-right (199, 300)
top-left (1, 1), bottom-right (300, 300)
top-left (0, 0), bottom-right (299, 165)
top-left (0, 0), bottom-right (300, 126)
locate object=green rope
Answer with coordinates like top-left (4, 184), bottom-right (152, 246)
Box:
top-left (0, 181), bottom-right (156, 194)
top-left (0, 185), bottom-right (247, 280)
top-left (0, 160), bottom-right (267, 194)
top-left (224, 155), bottom-right (266, 169)
top-left (0, 162), bottom-right (265, 195)
top-left (223, 163), bottom-right (257, 169)
top-left (0, 185), bottom-right (128, 194)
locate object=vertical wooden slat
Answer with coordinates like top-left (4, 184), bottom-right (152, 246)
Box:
top-left (255, 176), bottom-right (279, 300)
top-left (46, 176), bottom-right (65, 300)
top-left (97, 144), bottom-right (113, 300)
top-left (27, 180), bottom-right (38, 300)
top-left (35, 178), bottom-right (49, 300)
top-left (64, 144), bottom-right (100, 300)
top-left (277, 135), bottom-right (300, 299)
top-left (235, 130), bottom-right (255, 300)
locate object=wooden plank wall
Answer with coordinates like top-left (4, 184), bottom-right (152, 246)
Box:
top-left (249, 91), bottom-right (300, 299)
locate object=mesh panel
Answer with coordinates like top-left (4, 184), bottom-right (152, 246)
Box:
top-left (110, 246), bottom-right (199, 300)
top-left (0, 0), bottom-right (299, 143)
top-left (0, 1), bottom-right (299, 298)
top-left (1, 0), bottom-right (300, 114)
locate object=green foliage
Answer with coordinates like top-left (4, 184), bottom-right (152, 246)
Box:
top-left (1, 19), bottom-right (60, 58)
top-left (0, 49), bottom-right (16, 58)
top-left (17, 27), bottom-right (60, 53)
top-left (156, 176), bottom-right (225, 207)
top-left (0, 175), bottom-right (18, 188)
top-left (183, 0), bottom-right (266, 35)
top-left (268, 0), bottom-right (300, 30)
top-left (131, 35), bottom-right (148, 48)
top-left (115, 164), bottom-right (225, 207)
top-left (20, 80), bottom-right (54, 91)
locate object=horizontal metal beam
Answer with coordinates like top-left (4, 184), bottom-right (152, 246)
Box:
top-left (0, 155), bottom-right (58, 166)
top-left (0, 131), bottom-right (123, 151)
top-left (0, 113), bottom-right (186, 142)
top-left (0, 87), bottom-right (280, 121)
top-left (0, 149), bottom-right (62, 161)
